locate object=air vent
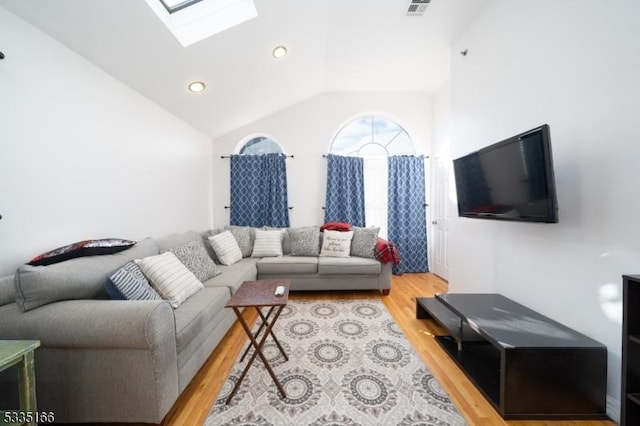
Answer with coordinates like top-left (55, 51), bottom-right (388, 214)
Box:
top-left (405, 0), bottom-right (430, 16)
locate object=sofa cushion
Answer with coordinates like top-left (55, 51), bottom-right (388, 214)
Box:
top-left (27, 238), bottom-right (137, 266)
top-left (350, 226), bottom-right (380, 258)
top-left (318, 256), bottom-right (381, 275)
top-left (251, 229), bottom-right (283, 258)
top-left (288, 227), bottom-right (320, 256)
top-left (263, 227), bottom-right (291, 254)
top-left (174, 286), bottom-right (230, 355)
top-left (0, 275), bottom-right (15, 306)
top-left (135, 252), bottom-right (204, 308)
top-left (257, 256), bottom-right (318, 275)
top-left (224, 226), bottom-right (254, 258)
top-left (105, 261), bottom-right (162, 301)
top-left (167, 240), bottom-right (221, 282)
top-left (15, 237), bottom-right (159, 312)
top-left (320, 230), bottom-right (354, 258)
top-left (208, 231), bottom-right (242, 265)
top-left (203, 258), bottom-right (258, 295)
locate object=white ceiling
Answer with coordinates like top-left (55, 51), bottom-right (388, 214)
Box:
top-left (0, 0), bottom-right (487, 138)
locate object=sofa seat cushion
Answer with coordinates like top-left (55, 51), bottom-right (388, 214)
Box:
top-left (174, 286), bottom-right (230, 355)
top-left (257, 256), bottom-right (318, 275)
top-left (318, 256), bottom-right (381, 275)
top-left (203, 258), bottom-right (258, 294)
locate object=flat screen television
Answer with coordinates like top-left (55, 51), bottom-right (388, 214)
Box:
top-left (453, 124), bottom-right (558, 223)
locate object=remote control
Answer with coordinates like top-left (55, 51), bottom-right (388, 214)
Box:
top-left (274, 285), bottom-right (286, 296)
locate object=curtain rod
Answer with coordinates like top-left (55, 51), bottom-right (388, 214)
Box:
top-left (322, 154), bottom-right (429, 158)
top-left (220, 155), bottom-right (294, 159)
top-left (225, 206), bottom-right (294, 209)
top-left (323, 205), bottom-right (427, 209)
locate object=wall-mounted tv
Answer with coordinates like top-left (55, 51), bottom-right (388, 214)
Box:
top-left (453, 124), bottom-right (558, 223)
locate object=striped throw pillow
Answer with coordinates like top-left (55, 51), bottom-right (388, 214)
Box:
top-left (207, 231), bottom-right (243, 265)
top-left (135, 252), bottom-right (203, 308)
top-left (105, 261), bottom-right (162, 301)
top-left (251, 229), bottom-right (284, 258)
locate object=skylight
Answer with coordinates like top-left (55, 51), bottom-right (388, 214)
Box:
top-left (145, 0), bottom-right (257, 47)
top-left (158, 0), bottom-right (204, 14)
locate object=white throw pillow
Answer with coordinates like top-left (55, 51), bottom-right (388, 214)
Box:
top-left (320, 230), bottom-right (354, 257)
top-left (208, 231), bottom-right (243, 265)
top-left (135, 252), bottom-right (203, 308)
top-left (251, 229), bottom-right (284, 258)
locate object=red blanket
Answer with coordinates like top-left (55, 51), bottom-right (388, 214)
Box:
top-left (374, 238), bottom-right (400, 265)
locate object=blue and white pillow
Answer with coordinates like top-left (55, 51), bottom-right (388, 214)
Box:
top-left (105, 261), bottom-right (162, 301)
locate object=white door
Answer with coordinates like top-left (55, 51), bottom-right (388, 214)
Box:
top-left (430, 157), bottom-right (453, 280)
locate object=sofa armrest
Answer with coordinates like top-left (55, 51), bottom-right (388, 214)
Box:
top-left (0, 299), bottom-right (176, 349)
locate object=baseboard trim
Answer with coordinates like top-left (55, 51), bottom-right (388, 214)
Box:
top-left (607, 394), bottom-right (620, 423)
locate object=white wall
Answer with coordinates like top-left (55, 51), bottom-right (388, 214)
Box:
top-left (443, 0), bottom-right (640, 419)
top-left (211, 92), bottom-right (431, 229)
top-left (0, 7), bottom-right (214, 276)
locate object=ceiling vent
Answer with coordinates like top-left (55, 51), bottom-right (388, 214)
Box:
top-left (405, 0), bottom-right (430, 16)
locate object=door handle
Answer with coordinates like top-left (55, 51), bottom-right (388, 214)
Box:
top-left (431, 220), bottom-right (438, 225)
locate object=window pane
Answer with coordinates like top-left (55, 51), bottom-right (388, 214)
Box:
top-left (332, 117), bottom-right (371, 155)
top-left (373, 117), bottom-right (402, 145)
top-left (239, 137), bottom-right (282, 155)
top-left (388, 132), bottom-right (415, 155)
top-left (158, 0), bottom-right (203, 13)
top-left (358, 143), bottom-right (388, 157)
top-left (330, 116), bottom-right (414, 157)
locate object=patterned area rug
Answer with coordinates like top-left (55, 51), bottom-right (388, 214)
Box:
top-left (207, 299), bottom-right (466, 426)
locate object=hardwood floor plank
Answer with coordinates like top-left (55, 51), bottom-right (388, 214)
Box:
top-left (114, 273), bottom-right (615, 426)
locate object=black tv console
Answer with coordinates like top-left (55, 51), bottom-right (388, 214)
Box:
top-left (416, 293), bottom-right (608, 420)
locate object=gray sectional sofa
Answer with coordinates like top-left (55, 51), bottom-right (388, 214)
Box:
top-left (0, 227), bottom-right (391, 423)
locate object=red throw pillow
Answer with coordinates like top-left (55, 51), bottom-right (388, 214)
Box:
top-left (320, 222), bottom-right (352, 232)
top-left (28, 239), bottom-right (137, 266)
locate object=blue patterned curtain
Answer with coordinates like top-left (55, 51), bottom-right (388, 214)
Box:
top-left (388, 155), bottom-right (428, 274)
top-left (230, 153), bottom-right (290, 227)
top-left (324, 154), bottom-right (365, 226)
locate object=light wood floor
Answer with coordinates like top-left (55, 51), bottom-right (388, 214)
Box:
top-left (139, 273), bottom-right (616, 426)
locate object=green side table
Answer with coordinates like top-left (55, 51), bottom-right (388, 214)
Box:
top-left (0, 340), bottom-right (40, 426)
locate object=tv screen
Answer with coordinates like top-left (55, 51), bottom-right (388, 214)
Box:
top-left (453, 124), bottom-right (558, 223)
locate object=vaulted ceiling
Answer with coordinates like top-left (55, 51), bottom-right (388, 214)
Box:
top-left (0, 0), bottom-right (487, 138)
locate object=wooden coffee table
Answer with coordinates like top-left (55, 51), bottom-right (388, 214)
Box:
top-left (224, 279), bottom-right (290, 404)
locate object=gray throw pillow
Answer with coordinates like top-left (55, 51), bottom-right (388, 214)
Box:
top-left (350, 226), bottom-right (380, 258)
top-left (224, 226), bottom-right (254, 258)
top-left (288, 227), bottom-right (320, 256)
top-left (167, 240), bottom-right (221, 282)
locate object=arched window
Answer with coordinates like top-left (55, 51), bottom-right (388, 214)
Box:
top-left (238, 136), bottom-right (283, 155)
top-left (330, 116), bottom-right (414, 157)
top-left (326, 115), bottom-right (416, 240)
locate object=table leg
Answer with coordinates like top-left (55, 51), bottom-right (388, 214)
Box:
top-left (239, 306), bottom-right (277, 362)
top-left (255, 306), bottom-right (288, 361)
top-left (18, 351), bottom-right (37, 426)
top-left (226, 306), bottom-right (287, 404)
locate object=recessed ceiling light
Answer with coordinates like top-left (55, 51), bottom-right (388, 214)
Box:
top-left (272, 45), bottom-right (288, 59)
top-left (188, 81), bottom-right (206, 93)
